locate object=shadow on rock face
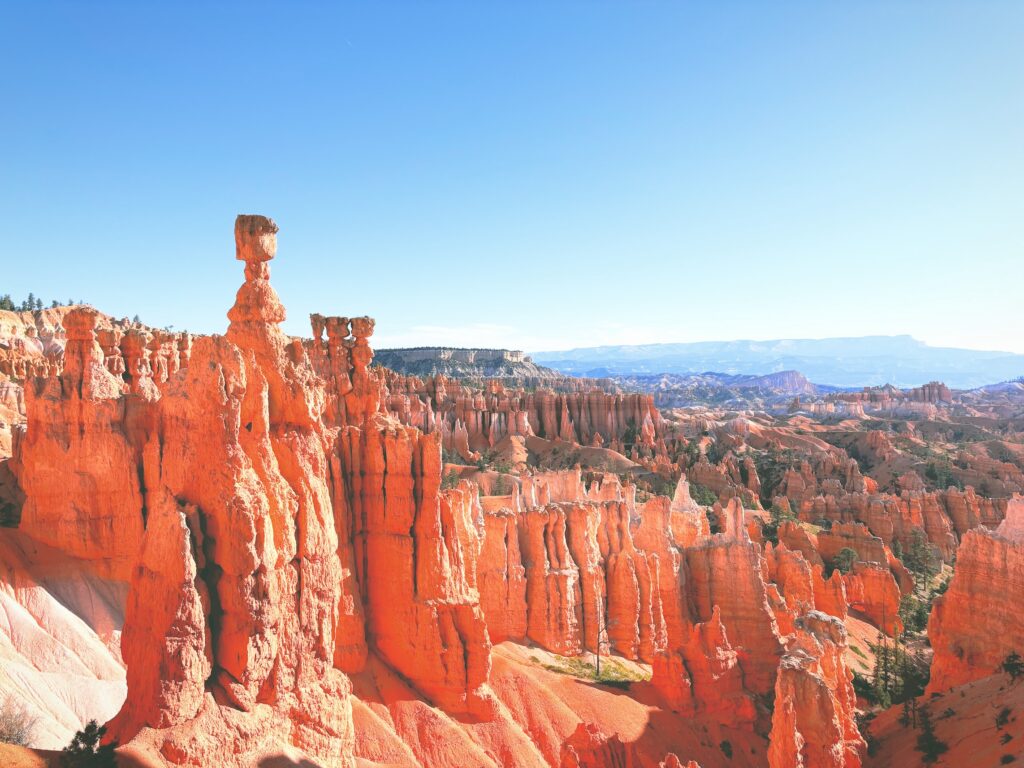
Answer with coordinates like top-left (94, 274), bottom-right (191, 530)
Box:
top-left (257, 757), bottom-right (324, 768)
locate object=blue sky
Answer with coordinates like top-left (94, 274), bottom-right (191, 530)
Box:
top-left (2, 2), bottom-right (1021, 352)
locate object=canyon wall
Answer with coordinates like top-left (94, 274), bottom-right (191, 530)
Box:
top-left (384, 372), bottom-right (666, 461)
top-left (927, 496), bottom-right (1024, 693)
top-left (0, 215), bottom-right (884, 767)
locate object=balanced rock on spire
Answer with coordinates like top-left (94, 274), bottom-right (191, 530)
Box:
top-left (227, 214), bottom-right (286, 338)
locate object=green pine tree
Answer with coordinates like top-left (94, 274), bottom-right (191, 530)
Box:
top-left (61, 719), bottom-right (117, 767)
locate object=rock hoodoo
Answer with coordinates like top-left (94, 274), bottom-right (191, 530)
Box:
top-left (0, 214), bottom-right (897, 767)
top-left (927, 495), bottom-right (1024, 693)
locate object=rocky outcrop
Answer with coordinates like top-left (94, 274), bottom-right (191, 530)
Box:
top-left (344, 425), bottom-right (492, 715)
top-left (812, 567), bottom-right (848, 623)
top-left (768, 611), bottom-right (863, 768)
top-left (15, 306), bottom-right (145, 581)
top-left (0, 304), bottom-right (192, 391)
top-left (684, 532), bottom-right (784, 700)
top-left (478, 505), bottom-right (528, 643)
top-left (597, 499), bottom-right (664, 663)
top-left (519, 503), bottom-right (585, 656)
top-left (558, 723), bottom-right (638, 768)
top-left (5, 215), bottom-right (494, 765)
top-left (473, 471), bottom-right (674, 667)
top-left (777, 521), bottom-right (823, 567)
top-left (0, 215), bottom-right (927, 766)
top-left (927, 496), bottom-right (1024, 693)
top-left (106, 215), bottom-right (360, 764)
top-left (374, 347), bottom-right (560, 380)
top-left (942, 485), bottom-right (1009, 536)
top-left (0, 308), bottom-right (69, 380)
top-left (648, 479), bottom-right (783, 727)
top-left (382, 373), bottom-right (666, 461)
top-left (817, 523), bottom-right (889, 568)
top-left (841, 563), bottom-right (902, 637)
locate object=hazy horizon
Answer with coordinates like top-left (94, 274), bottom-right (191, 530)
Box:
top-left (3, 2), bottom-right (1022, 352)
top-left (371, 334), bottom-right (1023, 358)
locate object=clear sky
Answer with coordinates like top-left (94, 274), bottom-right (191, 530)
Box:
top-left (2, 2), bottom-right (1022, 353)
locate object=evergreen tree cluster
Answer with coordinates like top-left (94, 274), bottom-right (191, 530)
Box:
top-left (902, 529), bottom-right (939, 586)
top-left (894, 528), bottom-right (948, 637)
top-left (866, 633), bottom-right (929, 708)
top-left (0, 293), bottom-right (85, 311)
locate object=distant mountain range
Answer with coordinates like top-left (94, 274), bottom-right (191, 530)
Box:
top-left (609, 370), bottom-right (835, 409)
top-left (374, 347), bottom-right (559, 380)
top-left (531, 335), bottom-right (1024, 389)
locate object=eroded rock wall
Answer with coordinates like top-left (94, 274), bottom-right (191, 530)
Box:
top-left (927, 496), bottom-right (1024, 693)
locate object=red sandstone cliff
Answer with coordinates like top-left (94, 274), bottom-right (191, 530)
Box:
top-left (768, 612), bottom-right (863, 768)
top-left (927, 495), bottom-right (1024, 693)
top-left (0, 215), bottom-right (906, 767)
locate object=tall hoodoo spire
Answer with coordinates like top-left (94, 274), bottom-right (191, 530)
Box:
top-left (227, 214), bottom-right (286, 341)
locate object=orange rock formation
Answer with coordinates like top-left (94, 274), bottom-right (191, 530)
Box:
top-left (768, 612), bottom-right (863, 768)
top-left (927, 495), bottom-right (1024, 693)
top-left (0, 215), bottom-right (887, 767)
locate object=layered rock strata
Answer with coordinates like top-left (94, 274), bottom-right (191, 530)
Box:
top-left (927, 496), bottom-right (1024, 693)
top-left (0, 215), bottom-right (891, 767)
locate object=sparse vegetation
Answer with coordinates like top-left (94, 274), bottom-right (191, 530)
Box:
top-left (705, 439), bottom-right (729, 466)
top-left (0, 695), bottom-right (38, 746)
top-left (705, 509), bottom-right (722, 535)
top-left (60, 720), bottom-right (117, 767)
top-left (856, 711), bottom-right (878, 756)
top-left (719, 739), bottom-right (733, 759)
top-left (0, 500), bottom-right (20, 528)
top-left (852, 671), bottom-right (877, 704)
top-left (647, 474), bottom-right (677, 498)
top-left (474, 450), bottom-right (512, 475)
top-left (900, 698), bottom-right (918, 727)
top-left (832, 547), bottom-right (858, 576)
top-left (899, 593), bottom-right (930, 634)
top-left (441, 469), bottom-right (461, 490)
top-left (748, 447), bottom-right (804, 504)
top-left (902, 529), bottom-right (939, 591)
top-left (621, 418), bottom-right (639, 449)
top-left (690, 482), bottom-right (717, 507)
top-left (914, 706), bottom-right (948, 765)
top-left (867, 634), bottom-right (929, 707)
top-left (683, 439), bottom-right (701, 467)
top-left (534, 654), bottom-right (648, 689)
top-left (1002, 652), bottom-right (1024, 682)
top-left (0, 293), bottom-right (80, 311)
top-left (894, 541), bottom-right (950, 642)
top-left (923, 459), bottom-right (963, 491)
top-left (761, 502), bottom-right (797, 545)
